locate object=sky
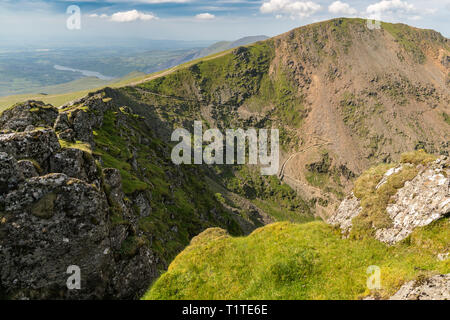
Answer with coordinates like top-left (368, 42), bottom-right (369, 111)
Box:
top-left (0, 0), bottom-right (449, 46)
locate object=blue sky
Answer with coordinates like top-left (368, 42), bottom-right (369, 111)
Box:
top-left (0, 0), bottom-right (449, 44)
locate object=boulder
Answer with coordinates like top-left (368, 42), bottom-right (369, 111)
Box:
top-left (329, 158), bottom-right (450, 244)
top-left (389, 274), bottom-right (450, 300)
top-left (0, 174), bottom-right (113, 299)
top-left (0, 101), bottom-right (58, 131)
top-left (0, 129), bottom-right (60, 167)
top-left (0, 152), bottom-right (23, 194)
top-left (50, 148), bottom-right (99, 184)
top-left (17, 160), bottom-right (39, 179)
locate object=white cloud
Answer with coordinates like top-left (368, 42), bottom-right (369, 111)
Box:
top-left (260, 0), bottom-right (321, 18)
top-left (110, 10), bottom-right (157, 22)
top-left (195, 13), bottom-right (216, 20)
top-left (366, 0), bottom-right (415, 14)
top-left (328, 1), bottom-right (357, 16)
top-left (88, 13), bottom-right (108, 19)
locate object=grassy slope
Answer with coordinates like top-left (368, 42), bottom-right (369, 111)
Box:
top-left (144, 218), bottom-right (449, 300)
top-left (144, 151), bottom-right (449, 300)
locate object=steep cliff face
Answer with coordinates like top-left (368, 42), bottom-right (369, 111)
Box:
top-left (0, 96), bottom-right (245, 299)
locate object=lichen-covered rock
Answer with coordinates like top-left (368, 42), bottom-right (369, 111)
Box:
top-left (0, 129), bottom-right (60, 167)
top-left (57, 129), bottom-right (75, 142)
top-left (0, 152), bottom-right (23, 194)
top-left (389, 274), bottom-right (450, 300)
top-left (53, 113), bottom-right (71, 132)
top-left (0, 174), bottom-right (113, 299)
top-left (327, 193), bottom-right (361, 234)
top-left (329, 158), bottom-right (449, 244)
top-left (17, 160), bottom-right (39, 179)
top-left (50, 148), bottom-right (99, 185)
top-left (0, 101), bottom-right (58, 131)
top-left (376, 160), bottom-right (450, 244)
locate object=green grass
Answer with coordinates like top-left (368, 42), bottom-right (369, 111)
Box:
top-left (216, 165), bottom-right (312, 222)
top-left (400, 149), bottom-right (437, 166)
top-left (144, 218), bottom-right (449, 300)
top-left (58, 139), bottom-right (92, 154)
top-left (381, 22), bottom-right (428, 64)
top-left (444, 112), bottom-right (450, 126)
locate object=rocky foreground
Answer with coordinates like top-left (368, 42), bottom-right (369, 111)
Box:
top-left (0, 99), bottom-right (161, 299)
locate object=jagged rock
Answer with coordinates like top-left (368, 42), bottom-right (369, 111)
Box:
top-left (17, 160), bottom-right (39, 179)
top-left (103, 168), bottom-right (128, 214)
top-left (0, 174), bottom-right (113, 299)
top-left (376, 161), bottom-right (450, 244)
top-left (71, 110), bottom-right (95, 145)
top-left (329, 158), bottom-right (449, 244)
top-left (389, 274), bottom-right (450, 300)
top-left (53, 113), bottom-right (71, 132)
top-left (0, 152), bottom-right (23, 194)
top-left (0, 129), bottom-right (60, 167)
top-left (50, 148), bottom-right (99, 185)
top-left (0, 101), bottom-right (58, 131)
top-left (327, 193), bottom-right (361, 234)
top-left (134, 192), bottom-right (151, 218)
top-left (57, 129), bottom-right (75, 142)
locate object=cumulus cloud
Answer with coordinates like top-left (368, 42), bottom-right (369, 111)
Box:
top-left (328, 1), bottom-right (357, 16)
top-left (195, 13), bottom-right (215, 20)
top-left (110, 10), bottom-right (157, 22)
top-left (260, 0), bottom-right (322, 18)
top-left (366, 0), bottom-right (415, 14)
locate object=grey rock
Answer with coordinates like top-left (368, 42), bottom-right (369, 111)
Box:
top-left (50, 148), bottom-right (99, 184)
top-left (0, 101), bottom-right (58, 132)
top-left (376, 161), bottom-right (449, 244)
top-left (389, 274), bottom-right (450, 300)
top-left (0, 152), bottom-right (23, 194)
top-left (57, 129), bottom-right (75, 142)
top-left (329, 158), bottom-right (449, 244)
top-left (327, 193), bottom-right (361, 234)
top-left (53, 113), bottom-right (71, 132)
top-left (0, 129), bottom-right (61, 167)
top-left (0, 174), bottom-right (113, 299)
top-left (17, 160), bottom-right (39, 179)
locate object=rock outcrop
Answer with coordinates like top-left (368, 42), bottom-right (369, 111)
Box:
top-left (0, 101), bottom-right (58, 132)
top-left (0, 93), bottom-right (243, 300)
top-left (389, 274), bottom-right (450, 300)
top-left (329, 158), bottom-right (449, 244)
top-left (0, 99), bottom-right (161, 299)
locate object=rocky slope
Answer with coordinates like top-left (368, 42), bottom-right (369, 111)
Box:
top-left (0, 98), bottom-right (246, 299)
top-left (123, 18), bottom-right (450, 218)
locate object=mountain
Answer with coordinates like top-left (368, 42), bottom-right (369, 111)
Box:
top-left (0, 18), bottom-right (449, 300)
top-left (166, 35), bottom-right (269, 67)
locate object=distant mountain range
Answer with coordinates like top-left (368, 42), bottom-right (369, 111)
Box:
top-left (159, 35), bottom-right (270, 71)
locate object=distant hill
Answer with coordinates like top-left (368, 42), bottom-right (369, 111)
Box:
top-left (168, 35), bottom-right (269, 66)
